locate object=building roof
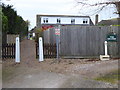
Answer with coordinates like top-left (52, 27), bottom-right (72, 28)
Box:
top-left (37, 14), bottom-right (90, 18)
top-left (98, 18), bottom-right (120, 26)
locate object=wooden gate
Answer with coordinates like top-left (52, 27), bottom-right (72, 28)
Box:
top-left (2, 43), bottom-right (16, 59)
top-left (36, 43), bottom-right (56, 58)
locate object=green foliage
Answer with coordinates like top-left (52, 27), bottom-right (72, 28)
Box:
top-left (95, 70), bottom-right (119, 84)
top-left (2, 13), bottom-right (8, 32)
top-left (112, 25), bottom-right (120, 26)
top-left (97, 24), bottom-right (120, 26)
top-left (2, 3), bottom-right (28, 37)
top-left (97, 24), bottom-right (106, 26)
top-left (2, 4), bottom-right (17, 34)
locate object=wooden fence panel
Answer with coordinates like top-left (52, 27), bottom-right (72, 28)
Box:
top-left (118, 27), bottom-right (120, 55)
top-left (36, 43), bottom-right (56, 58)
top-left (44, 43), bottom-right (56, 58)
top-left (43, 26), bottom-right (120, 58)
top-left (2, 43), bottom-right (15, 59)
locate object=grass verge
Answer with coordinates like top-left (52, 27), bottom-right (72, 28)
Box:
top-left (94, 70), bottom-right (119, 84)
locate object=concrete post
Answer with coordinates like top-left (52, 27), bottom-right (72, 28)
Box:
top-left (39, 37), bottom-right (44, 62)
top-left (104, 41), bottom-right (108, 55)
top-left (15, 37), bottom-right (20, 63)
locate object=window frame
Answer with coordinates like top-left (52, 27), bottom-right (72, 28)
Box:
top-left (83, 19), bottom-right (88, 24)
top-left (57, 18), bottom-right (61, 24)
top-left (71, 19), bottom-right (75, 24)
top-left (43, 18), bottom-right (48, 23)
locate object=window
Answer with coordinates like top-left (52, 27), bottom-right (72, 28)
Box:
top-left (43, 18), bottom-right (48, 23)
top-left (71, 19), bottom-right (75, 24)
top-left (43, 18), bottom-right (46, 23)
top-left (57, 18), bottom-right (61, 23)
top-left (83, 19), bottom-right (88, 24)
top-left (46, 18), bottom-right (48, 23)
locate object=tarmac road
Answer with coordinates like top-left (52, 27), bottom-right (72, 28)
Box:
top-left (3, 70), bottom-right (117, 88)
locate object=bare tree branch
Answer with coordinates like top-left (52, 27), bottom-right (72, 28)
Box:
top-left (77, 1), bottom-right (116, 6)
top-left (75, 0), bottom-right (120, 17)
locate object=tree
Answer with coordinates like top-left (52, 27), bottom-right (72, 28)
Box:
top-left (15, 15), bottom-right (28, 38)
top-left (15, 15), bottom-right (24, 34)
top-left (2, 3), bottom-right (29, 37)
top-left (2, 13), bottom-right (8, 32)
top-left (25, 20), bottom-right (30, 28)
top-left (75, 0), bottom-right (120, 17)
top-left (0, 6), bottom-right (2, 46)
top-left (2, 4), bottom-right (17, 34)
top-left (114, 1), bottom-right (120, 16)
top-left (1, 3), bottom-right (29, 43)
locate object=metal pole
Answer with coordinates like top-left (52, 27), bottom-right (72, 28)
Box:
top-left (56, 35), bottom-right (59, 59)
top-left (58, 25), bottom-right (61, 59)
top-left (56, 25), bottom-right (60, 60)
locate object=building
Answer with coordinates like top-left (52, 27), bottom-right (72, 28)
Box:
top-left (36, 14), bottom-right (94, 27)
top-left (29, 14), bottom-right (94, 41)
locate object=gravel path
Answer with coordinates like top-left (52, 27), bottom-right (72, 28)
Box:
top-left (69, 60), bottom-right (118, 78)
top-left (2, 39), bottom-right (119, 88)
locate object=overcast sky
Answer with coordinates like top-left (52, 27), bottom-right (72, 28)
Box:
top-left (2, 0), bottom-right (119, 29)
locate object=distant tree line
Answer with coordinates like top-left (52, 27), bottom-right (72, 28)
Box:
top-left (1, 3), bottom-right (29, 42)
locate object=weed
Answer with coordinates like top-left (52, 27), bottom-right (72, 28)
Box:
top-left (95, 70), bottom-right (119, 84)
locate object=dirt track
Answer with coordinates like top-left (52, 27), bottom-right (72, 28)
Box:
top-left (2, 40), bottom-right (119, 88)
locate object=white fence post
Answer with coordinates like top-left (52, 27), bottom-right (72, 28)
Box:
top-left (104, 41), bottom-right (108, 55)
top-left (39, 37), bottom-right (44, 62)
top-left (15, 37), bottom-right (20, 63)
top-left (100, 41), bottom-right (110, 61)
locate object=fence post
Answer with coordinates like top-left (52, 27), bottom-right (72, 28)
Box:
top-left (39, 37), bottom-right (44, 62)
top-left (15, 37), bottom-right (20, 63)
top-left (104, 41), bottom-right (108, 55)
